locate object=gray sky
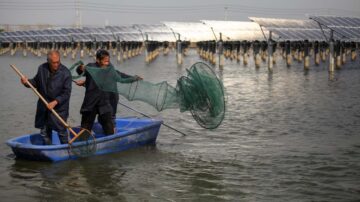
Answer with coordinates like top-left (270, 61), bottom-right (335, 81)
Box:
top-left (0, 0), bottom-right (359, 26)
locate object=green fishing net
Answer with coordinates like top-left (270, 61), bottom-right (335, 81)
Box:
top-left (71, 61), bottom-right (225, 129)
top-left (69, 128), bottom-right (97, 158)
top-left (69, 60), bottom-right (85, 79)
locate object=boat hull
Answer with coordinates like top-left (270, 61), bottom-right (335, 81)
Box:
top-left (6, 118), bottom-right (162, 162)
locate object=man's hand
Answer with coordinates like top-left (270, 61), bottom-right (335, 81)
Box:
top-left (134, 75), bottom-right (143, 81)
top-left (20, 76), bottom-right (28, 85)
top-left (47, 100), bottom-right (58, 110)
top-left (74, 80), bottom-right (85, 86)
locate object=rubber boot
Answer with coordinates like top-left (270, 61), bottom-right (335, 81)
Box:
top-left (59, 131), bottom-right (68, 144)
top-left (40, 127), bottom-right (52, 145)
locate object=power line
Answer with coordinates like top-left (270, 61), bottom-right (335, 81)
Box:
top-left (0, 2), bottom-right (358, 14)
top-left (0, 4), bottom-right (356, 14)
top-left (0, 1), bottom-right (359, 20)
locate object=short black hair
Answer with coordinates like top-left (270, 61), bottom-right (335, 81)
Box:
top-left (96, 49), bottom-right (110, 60)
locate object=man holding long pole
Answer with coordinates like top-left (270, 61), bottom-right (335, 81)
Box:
top-left (20, 50), bottom-right (72, 145)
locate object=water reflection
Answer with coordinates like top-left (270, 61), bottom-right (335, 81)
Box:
top-left (267, 71), bottom-right (273, 82)
top-left (328, 71), bottom-right (341, 82)
top-left (186, 162), bottom-right (228, 201)
top-left (217, 65), bottom-right (224, 81)
top-left (9, 155), bottom-right (129, 201)
top-left (303, 69), bottom-right (309, 77)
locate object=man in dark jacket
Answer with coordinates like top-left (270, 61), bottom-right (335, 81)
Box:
top-left (75, 49), bottom-right (141, 134)
top-left (21, 50), bottom-right (72, 144)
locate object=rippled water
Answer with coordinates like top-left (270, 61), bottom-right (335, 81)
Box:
top-left (0, 50), bottom-right (360, 201)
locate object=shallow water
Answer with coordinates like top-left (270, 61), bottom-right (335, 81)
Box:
top-left (0, 50), bottom-right (360, 201)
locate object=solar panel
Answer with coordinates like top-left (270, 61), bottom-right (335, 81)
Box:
top-left (107, 25), bottom-right (139, 33)
top-left (331, 27), bottom-right (360, 41)
top-left (311, 16), bottom-right (360, 27)
top-left (23, 36), bottom-right (34, 42)
top-left (134, 24), bottom-right (172, 33)
top-left (145, 32), bottom-right (175, 42)
top-left (132, 24), bottom-right (174, 41)
top-left (9, 36), bottom-right (22, 42)
top-left (250, 17), bottom-right (340, 41)
top-left (201, 20), bottom-right (266, 41)
top-left (12, 31), bottom-right (23, 37)
top-left (162, 21), bottom-right (215, 42)
top-left (114, 33), bottom-right (143, 41)
top-left (51, 29), bottom-right (63, 35)
top-left (91, 33), bottom-right (114, 41)
top-left (250, 17), bottom-right (320, 29)
top-left (309, 15), bottom-right (360, 41)
top-left (72, 34), bottom-right (92, 42)
top-left (3, 32), bottom-right (12, 37)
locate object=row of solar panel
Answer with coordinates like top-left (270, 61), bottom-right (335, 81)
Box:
top-left (0, 16), bottom-right (359, 43)
top-left (250, 16), bottom-right (360, 42)
top-left (310, 16), bottom-right (360, 28)
top-left (0, 24), bottom-right (177, 42)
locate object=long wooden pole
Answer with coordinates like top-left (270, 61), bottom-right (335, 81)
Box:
top-left (10, 64), bottom-right (82, 144)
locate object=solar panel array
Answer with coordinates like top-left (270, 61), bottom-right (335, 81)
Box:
top-left (0, 28), bottom-right (70, 43)
top-left (249, 17), bottom-right (342, 41)
top-left (200, 20), bottom-right (267, 41)
top-left (0, 16), bottom-right (359, 43)
top-left (309, 16), bottom-right (360, 41)
top-left (0, 25), bottom-right (174, 43)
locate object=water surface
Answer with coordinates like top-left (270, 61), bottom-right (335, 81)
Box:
top-left (0, 50), bottom-right (359, 201)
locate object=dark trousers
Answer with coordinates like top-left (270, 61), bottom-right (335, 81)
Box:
top-left (81, 110), bottom-right (114, 135)
top-left (40, 125), bottom-right (68, 145)
top-left (109, 92), bottom-right (119, 126)
top-left (40, 112), bottom-right (68, 145)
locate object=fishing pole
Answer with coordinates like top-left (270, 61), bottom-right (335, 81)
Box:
top-left (118, 101), bottom-right (187, 136)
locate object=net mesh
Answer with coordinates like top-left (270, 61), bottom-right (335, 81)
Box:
top-left (69, 128), bottom-right (97, 158)
top-left (69, 60), bottom-right (84, 79)
top-left (177, 63), bottom-right (226, 129)
top-left (71, 61), bottom-right (225, 129)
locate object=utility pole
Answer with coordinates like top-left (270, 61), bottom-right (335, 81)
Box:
top-left (75, 0), bottom-right (82, 28)
top-left (224, 7), bottom-right (228, 21)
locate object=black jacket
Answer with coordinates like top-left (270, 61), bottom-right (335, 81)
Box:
top-left (77, 63), bottom-right (138, 115)
top-left (80, 62), bottom-right (113, 115)
top-left (27, 62), bottom-right (72, 131)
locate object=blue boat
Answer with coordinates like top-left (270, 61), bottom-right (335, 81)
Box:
top-left (6, 118), bottom-right (162, 162)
